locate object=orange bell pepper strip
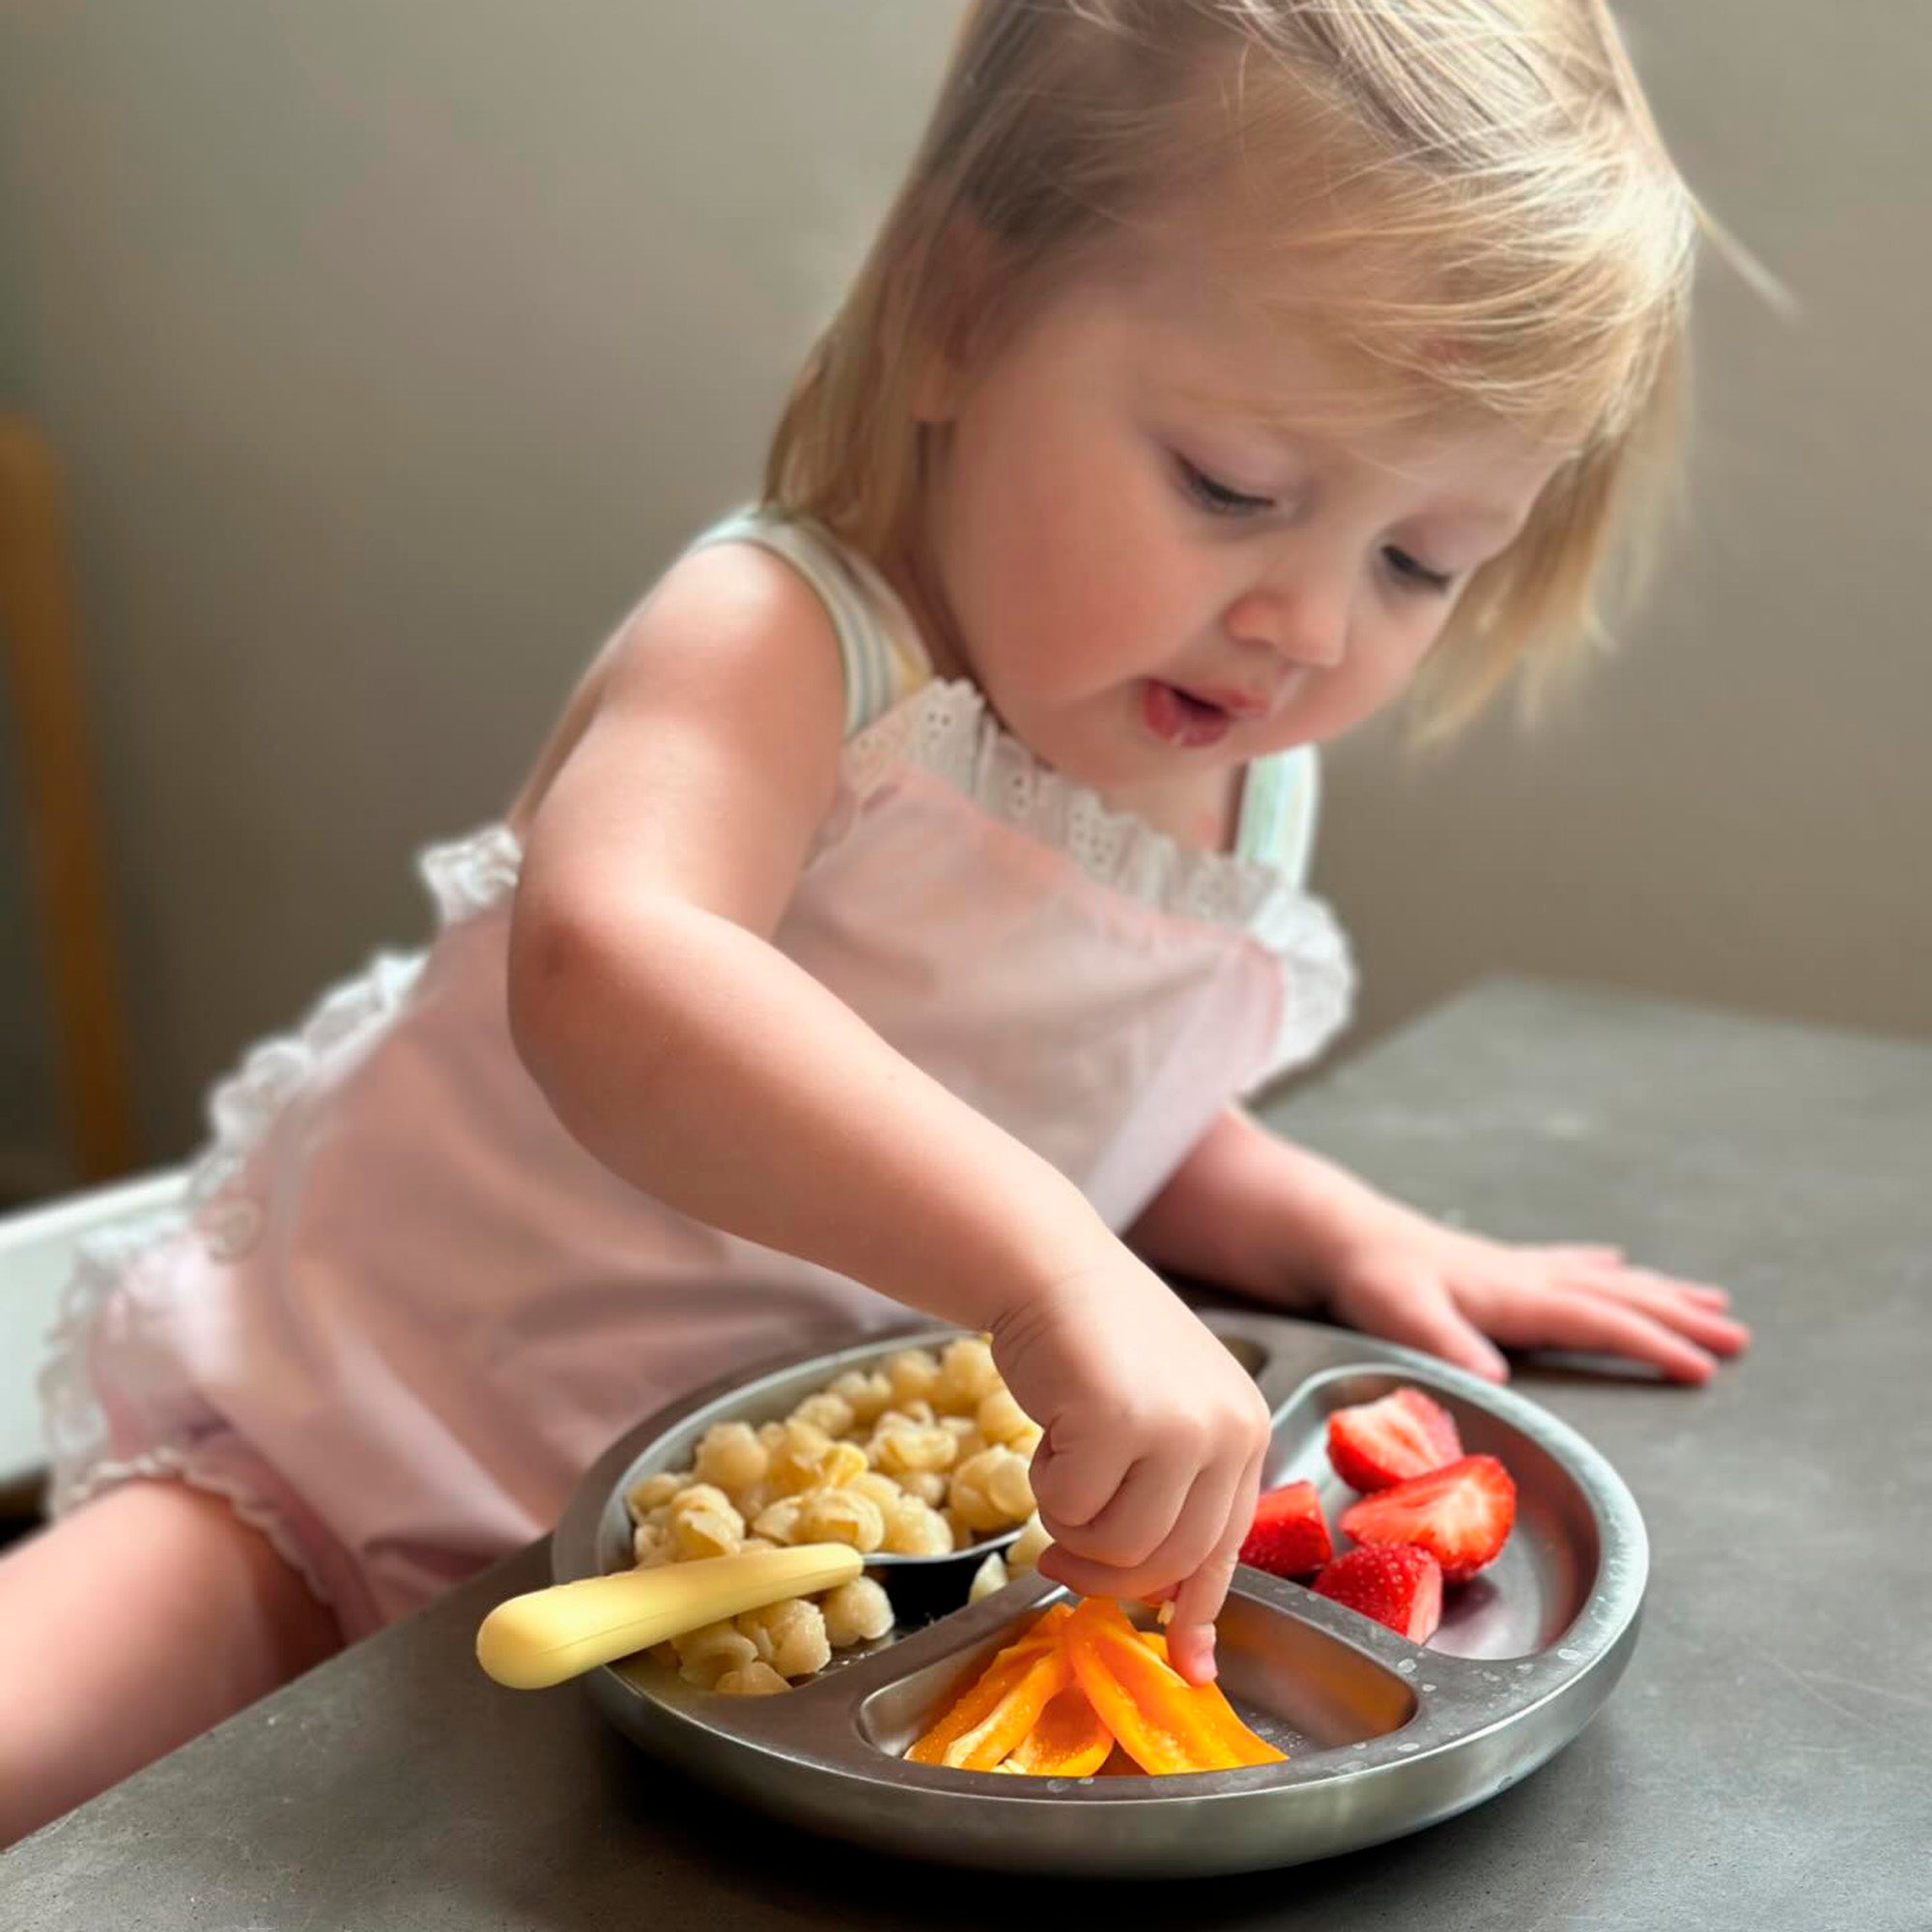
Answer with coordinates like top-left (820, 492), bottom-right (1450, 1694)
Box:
top-left (1062, 1600), bottom-right (1286, 1776)
top-left (1129, 1619), bottom-right (1285, 1770)
top-left (997, 1677), bottom-right (1115, 1778)
top-left (907, 1605), bottom-right (1075, 1771)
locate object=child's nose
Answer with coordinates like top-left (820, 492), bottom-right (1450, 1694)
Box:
top-left (1222, 582), bottom-right (1350, 670)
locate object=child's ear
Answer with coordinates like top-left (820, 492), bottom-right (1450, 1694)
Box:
top-left (907, 212), bottom-right (1006, 424)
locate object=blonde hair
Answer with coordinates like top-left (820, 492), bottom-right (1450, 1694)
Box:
top-left (766, 0), bottom-right (1708, 735)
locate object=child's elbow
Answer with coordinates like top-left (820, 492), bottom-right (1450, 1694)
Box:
top-left (505, 888), bottom-right (605, 1100)
top-left (508, 878), bottom-right (701, 1140)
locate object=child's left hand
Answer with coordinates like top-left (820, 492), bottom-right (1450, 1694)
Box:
top-left (1320, 1206), bottom-right (1749, 1384)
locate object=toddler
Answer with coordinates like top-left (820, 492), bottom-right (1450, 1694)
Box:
top-left (2, 0), bottom-right (1748, 1843)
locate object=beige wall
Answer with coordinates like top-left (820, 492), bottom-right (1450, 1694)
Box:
top-left (1, 2), bottom-right (1926, 1177)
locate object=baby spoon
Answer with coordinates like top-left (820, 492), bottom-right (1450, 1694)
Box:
top-left (476, 1530), bottom-right (1023, 1689)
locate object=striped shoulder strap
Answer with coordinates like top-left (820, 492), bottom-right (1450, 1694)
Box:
top-left (1235, 746), bottom-right (1321, 889)
top-left (688, 507), bottom-right (930, 738)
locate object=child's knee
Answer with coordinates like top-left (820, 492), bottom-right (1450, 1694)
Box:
top-left (0, 1481), bottom-right (342, 1844)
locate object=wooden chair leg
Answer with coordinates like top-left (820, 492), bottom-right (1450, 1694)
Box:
top-left (0, 417), bottom-right (138, 1183)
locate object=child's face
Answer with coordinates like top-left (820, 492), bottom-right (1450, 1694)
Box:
top-left (912, 255), bottom-right (1568, 795)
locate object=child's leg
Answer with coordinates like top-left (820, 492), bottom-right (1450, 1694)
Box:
top-left (0, 1476), bottom-right (344, 1847)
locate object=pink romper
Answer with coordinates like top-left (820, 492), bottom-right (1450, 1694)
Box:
top-left (39, 509), bottom-right (1354, 1640)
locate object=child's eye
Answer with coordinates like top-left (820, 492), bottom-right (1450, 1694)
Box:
top-left (1175, 456), bottom-right (1275, 519)
top-left (1382, 546), bottom-right (1455, 595)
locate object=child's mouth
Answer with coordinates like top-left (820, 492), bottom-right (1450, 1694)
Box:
top-left (1143, 681), bottom-right (1234, 749)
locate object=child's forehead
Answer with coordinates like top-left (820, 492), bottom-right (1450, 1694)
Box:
top-left (1072, 246), bottom-right (1580, 471)
top-left (1069, 238), bottom-right (1408, 400)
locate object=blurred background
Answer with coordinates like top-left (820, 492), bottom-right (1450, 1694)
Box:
top-left (1, 0), bottom-right (1926, 1211)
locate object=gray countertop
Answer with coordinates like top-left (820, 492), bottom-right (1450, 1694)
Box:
top-left (6, 979), bottom-right (1928, 1927)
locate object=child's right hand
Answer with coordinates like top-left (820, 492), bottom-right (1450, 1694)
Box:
top-left (987, 1253), bottom-right (1273, 1688)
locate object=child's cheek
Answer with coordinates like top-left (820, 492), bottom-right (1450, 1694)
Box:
top-left (1312, 650), bottom-right (1415, 742)
top-left (1043, 490), bottom-right (1181, 677)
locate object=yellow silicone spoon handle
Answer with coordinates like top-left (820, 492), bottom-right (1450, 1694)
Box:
top-left (476, 1543), bottom-right (867, 1689)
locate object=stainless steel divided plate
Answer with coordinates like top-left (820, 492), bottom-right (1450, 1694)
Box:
top-left (551, 1311), bottom-right (1648, 1877)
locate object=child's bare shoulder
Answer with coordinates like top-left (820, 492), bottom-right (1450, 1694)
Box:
top-left (509, 533), bottom-right (847, 838)
top-left (610, 534), bottom-right (847, 711)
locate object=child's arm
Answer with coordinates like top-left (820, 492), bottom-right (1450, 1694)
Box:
top-left (1127, 1107), bottom-right (1749, 1382)
top-left (507, 545), bottom-right (1269, 1681)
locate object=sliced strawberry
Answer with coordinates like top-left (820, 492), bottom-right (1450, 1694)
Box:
top-left (1325, 1387), bottom-right (1463, 1492)
top-left (1237, 1480), bottom-right (1332, 1578)
top-left (1311, 1545), bottom-right (1444, 1642)
top-left (1338, 1454), bottom-right (1516, 1582)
